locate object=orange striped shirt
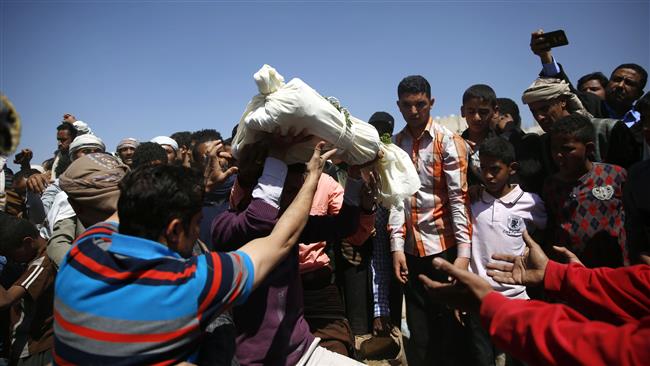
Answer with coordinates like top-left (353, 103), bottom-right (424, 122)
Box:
top-left (388, 118), bottom-right (472, 257)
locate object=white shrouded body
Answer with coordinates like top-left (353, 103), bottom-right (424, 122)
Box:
top-left (232, 64), bottom-right (420, 209)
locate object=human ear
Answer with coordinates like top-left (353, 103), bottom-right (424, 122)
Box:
top-left (460, 106), bottom-right (466, 118)
top-left (509, 162), bottom-right (520, 175)
top-left (164, 218), bottom-right (184, 247)
top-left (585, 141), bottom-right (596, 156)
top-left (430, 97), bottom-right (436, 108)
top-left (22, 236), bottom-right (34, 246)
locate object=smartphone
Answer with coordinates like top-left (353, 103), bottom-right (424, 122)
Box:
top-left (543, 30), bottom-right (569, 48)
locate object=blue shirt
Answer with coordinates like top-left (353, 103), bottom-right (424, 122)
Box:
top-left (53, 222), bottom-right (254, 365)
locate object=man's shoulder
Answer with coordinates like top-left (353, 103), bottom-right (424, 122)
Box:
top-left (429, 121), bottom-right (459, 139)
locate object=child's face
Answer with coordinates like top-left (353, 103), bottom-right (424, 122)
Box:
top-left (480, 155), bottom-right (513, 194)
top-left (550, 133), bottom-right (590, 174)
top-left (462, 98), bottom-right (496, 135)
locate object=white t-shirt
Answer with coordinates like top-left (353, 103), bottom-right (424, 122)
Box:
top-left (470, 185), bottom-right (547, 299)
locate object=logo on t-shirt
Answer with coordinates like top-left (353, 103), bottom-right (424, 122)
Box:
top-left (592, 185), bottom-right (614, 201)
top-left (504, 215), bottom-right (524, 236)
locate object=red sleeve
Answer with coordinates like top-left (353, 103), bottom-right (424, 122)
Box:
top-left (480, 292), bottom-right (650, 366)
top-left (544, 261), bottom-right (650, 324)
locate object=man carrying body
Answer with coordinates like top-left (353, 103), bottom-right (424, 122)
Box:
top-left (53, 142), bottom-right (338, 364)
top-left (389, 75), bottom-right (472, 366)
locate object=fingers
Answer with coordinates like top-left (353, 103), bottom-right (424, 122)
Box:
top-left (552, 246), bottom-right (584, 265)
top-left (394, 265), bottom-right (407, 285)
top-left (490, 253), bottom-right (518, 263)
top-left (522, 230), bottom-right (539, 250)
top-left (485, 261), bottom-right (514, 272)
top-left (320, 148), bottom-right (338, 162)
top-left (432, 257), bottom-right (466, 281)
top-left (487, 272), bottom-right (517, 285)
top-left (223, 166), bottom-right (238, 178)
top-left (418, 274), bottom-right (448, 290)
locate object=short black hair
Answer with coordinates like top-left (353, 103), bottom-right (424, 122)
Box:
top-left (191, 129), bottom-right (222, 146)
top-left (56, 122), bottom-right (78, 140)
top-left (577, 72), bottom-right (609, 90)
top-left (0, 213), bottom-right (38, 255)
top-left (612, 63), bottom-right (648, 90)
top-left (478, 137), bottom-right (516, 165)
top-left (118, 165), bottom-right (204, 242)
top-left (191, 129), bottom-right (223, 162)
top-left (170, 131), bottom-right (192, 149)
top-left (132, 142), bottom-right (168, 169)
top-left (549, 113), bottom-right (595, 144)
top-left (497, 98), bottom-right (521, 128)
top-left (398, 75), bottom-right (431, 99)
top-left (462, 84), bottom-right (497, 107)
top-left (368, 111), bottom-right (395, 136)
top-left (634, 91), bottom-right (650, 113)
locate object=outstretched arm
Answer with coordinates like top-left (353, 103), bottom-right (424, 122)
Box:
top-left (238, 142), bottom-right (337, 289)
top-left (481, 291), bottom-right (650, 366)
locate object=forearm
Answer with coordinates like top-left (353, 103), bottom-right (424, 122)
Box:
top-left (47, 217), bottom-right (78, 267)
top-left (443, 134), bottom-right (472, 257)
top-left (211, 199), bottom-right (278, 250)
top-left (240, 174), bottom-right (319, 288)
top-left (481, 292), bottom-right (650, 366)
top-left (544, 261), bottom-right (650, 324)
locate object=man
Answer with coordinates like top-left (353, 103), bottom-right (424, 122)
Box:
top-left (26, 123), bottom-right (77, 194)
top-left (530, 29), bottom-right (647, 126)
top-left (520, 78), bottom-right (628, 190)
top-left (115, 138), bottom-right (139, 167)
top-left (46, 152), bottom-right (127, 267)
top-left (419, 231), bottom-right (650, 366)
top-left (53, 142), bottom-right (344, 364)
top-left (577, 72), bottom-right (608, 101)
top-left (150, 135), bottom-right (178, 164)
top-left (389, 75), bottom-right (472, 365)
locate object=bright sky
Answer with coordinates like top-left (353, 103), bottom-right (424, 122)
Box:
top-left (2, 0), bottom-right (649, 170)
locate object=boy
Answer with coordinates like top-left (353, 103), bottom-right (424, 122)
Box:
top-left (543, 114), bottom-right (628, 268)
top-left (467, 137), bottom-right (547, 366)
top-left (460, 84), bottom-right (498, 187)
top-left (0, 213), bottom-right (56, 365)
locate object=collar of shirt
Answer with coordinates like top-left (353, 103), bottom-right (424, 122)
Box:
top-left (604, 103), bottom-right (640, 127)
top-left (399, 117), bottom-right (434, 141)
top-left (110, 232), bottom-right (184, 261)
top-left (623, 109), bottom-right (641, 128)
top-left (480, 184), bottom-right (525, 205)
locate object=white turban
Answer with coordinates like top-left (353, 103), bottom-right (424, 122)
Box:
top-left (522, 78), bottom-right (592, 118)
top-left (73, 120), bottom-right (93, 135)
top-left (150, 136), bottom-right (178, 151)
top-left (116, 137), bottom-right (139, 151)
top-left (69, 134), bottom-right (106, 158)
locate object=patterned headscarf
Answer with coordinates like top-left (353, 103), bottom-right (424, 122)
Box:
top-left (59, 153), bottom-right (129, 214)
top-left (69, 134), bottom-right (106, 159)
top-left (521, 78), bottom-right (593, 118)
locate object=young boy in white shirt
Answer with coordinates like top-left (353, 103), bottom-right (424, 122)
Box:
top-left (467, 137), bottom-right (547, 365)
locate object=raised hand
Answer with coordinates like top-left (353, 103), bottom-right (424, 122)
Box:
top-left (305, 141), bottom-right (337, 179)
top-left (203, 140), bottom-right (238, 193)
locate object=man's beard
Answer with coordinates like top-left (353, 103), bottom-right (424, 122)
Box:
top-left (55, 151), bottom-right (72, 177)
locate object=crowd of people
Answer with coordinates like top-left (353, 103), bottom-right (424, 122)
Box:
top-left (0, 30), bottom-right (648, 366)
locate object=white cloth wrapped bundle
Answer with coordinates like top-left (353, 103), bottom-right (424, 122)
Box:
top-left (232, 64), bottom-right (420, 209)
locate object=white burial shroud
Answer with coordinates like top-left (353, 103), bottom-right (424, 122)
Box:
top-left (231, 64), bottom-right (420, 209)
